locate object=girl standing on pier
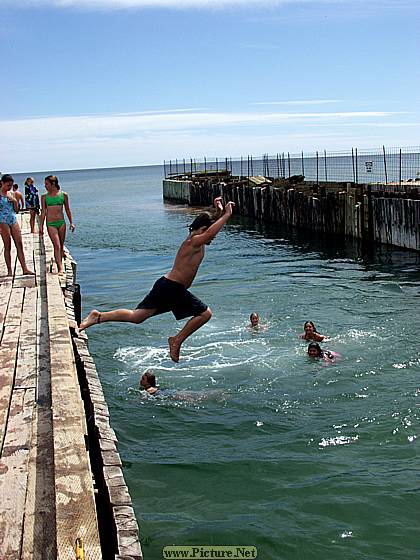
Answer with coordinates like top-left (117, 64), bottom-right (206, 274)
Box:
top-left (0, 174), bottom-right (34, 276)
top-left (39, 175), bottom-right (75, 275)
top-left (24, 177), bottom-right (40, 234)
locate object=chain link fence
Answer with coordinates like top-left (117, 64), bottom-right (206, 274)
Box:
top-left (164, 146), bottom-right (420, 186)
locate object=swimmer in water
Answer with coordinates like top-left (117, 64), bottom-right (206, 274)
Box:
top-left (139, 369), bottom-right (159, 395)
top-left (301, 321), bottom-right (326, 342)
top-left (249, 312), bottom-right (259, 328)
top-left (307, 342), bottom-right (338, 363)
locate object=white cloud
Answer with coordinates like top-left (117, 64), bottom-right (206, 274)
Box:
top-left (0, 108), bottom-right (410, 172)
top-left (2, 0), bottom-right (347, 9)
top-left (252, 100), bottom-right (343, 106)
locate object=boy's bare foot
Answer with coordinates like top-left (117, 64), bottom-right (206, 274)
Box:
top-left (22, 269), bottom-right (35, 275)
top-left (168, 336), bottom-right (181, 363)
top-left (79, 310), bottom-right (101, 331)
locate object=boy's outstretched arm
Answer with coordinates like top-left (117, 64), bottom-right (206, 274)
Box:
top-left (191, 202), bottom-right (235, 247)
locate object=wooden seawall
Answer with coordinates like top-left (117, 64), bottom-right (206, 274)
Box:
top-left (163, 176), bottom-right (420, 251)
top-left (0, 213), bottom-right (142, 560)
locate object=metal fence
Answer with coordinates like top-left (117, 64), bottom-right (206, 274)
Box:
top-left (164, 146), bottom-right (420, 186)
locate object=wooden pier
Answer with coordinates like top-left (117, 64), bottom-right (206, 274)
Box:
top-left (0, 213), bottom-right (142, 560)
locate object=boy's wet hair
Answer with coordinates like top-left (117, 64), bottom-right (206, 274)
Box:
top-left (13, 184), bottom-right (19, 190)
top-left (142, 370), bottom-right (156, 387)
top-left (188, 212), bottom-right (214, 232)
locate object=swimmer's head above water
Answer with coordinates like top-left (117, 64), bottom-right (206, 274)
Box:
top-left (140, 369), bottom-right (159, 395)
top-left (250, 313), bottom-right (259, 327)
top-left (307, 342), bottom-right (322, 358)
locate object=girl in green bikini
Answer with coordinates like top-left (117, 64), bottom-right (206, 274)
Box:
top-left (39, 175), bottom-right (75, 275)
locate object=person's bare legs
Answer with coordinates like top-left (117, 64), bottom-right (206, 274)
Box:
top-left (168, 307), bottom-right (212, 363)
top-left (0, 224), bottom-right (13, 276)
top-left (11, 223), bottom-right (34, 275)
top-left (47, 225), bottom-right (64, 274)
top-left (29, 210), bottom-right (36, 234)
top-left (57, 223), bottom-right (67, 274)
top-left (79, 307), bottom-right (156, 331)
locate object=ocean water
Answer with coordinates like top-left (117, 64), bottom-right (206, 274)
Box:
top-left (13, 166), bottom-right (420, 560)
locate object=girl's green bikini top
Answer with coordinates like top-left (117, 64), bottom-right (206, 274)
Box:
top-left (45, 191), bottom-right (64, 207)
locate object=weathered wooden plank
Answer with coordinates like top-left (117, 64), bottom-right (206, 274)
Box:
top-left (4, 287), bottom-right (25, 327)
top-left (47, 270), bottom-right (102, 560)
top-left (0, 324), bottom-right (20, 450)
top-left (0, 278), bottom-right (13, 341)
top-left (21, 405), bottom-right (57, 560)
top-left (0, 388), bottom-right (36, 559)
top-left (15, 287), bottom-right (38, 388)
top-left (21, 253), bottom-right (56, 560)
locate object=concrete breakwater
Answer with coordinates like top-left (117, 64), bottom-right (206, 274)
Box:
top-left (163, 175), bottom-right (420, 251)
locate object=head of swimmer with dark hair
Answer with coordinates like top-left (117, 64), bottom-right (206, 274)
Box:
top-left (302, 321), bottom-right (325, 342)
top-left (140, 369), bottom-right (159, 395)
top-left (1, 174), bottom-right (14, 187)
top-left (44, 175), bottom-right (60, 192)
top-left (307, 342), bottom-right (323, 358)
top-left (250, 312), bottom-right (259, 328)
top-left (188, 212), bottom-right (216, 244)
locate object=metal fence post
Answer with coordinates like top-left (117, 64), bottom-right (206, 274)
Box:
top-left (399, 149), bottom-right (402, 186)
top-left (316, 151), bottom-right (319, 185)
top-left (383, 145), bottom-right (388, 185)
top-left (324, 150), bottom-right (328, 182)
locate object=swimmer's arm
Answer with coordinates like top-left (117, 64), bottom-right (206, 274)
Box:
top-left (147, 387), bottom-right (158, 395)
top-left (191, 202), bottom-right (235, 247)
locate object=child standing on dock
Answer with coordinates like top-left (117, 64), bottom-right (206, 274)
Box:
top-left (0, 175), bottom-right (34, 276)
top-left (24, 177), bottom-right (40, 234)
top-left (80, 200), bottom-right (235, 363)
top-left (12, 184), bottom-right (25, 210)
top-left (39, 175), bottom-right (75, 276)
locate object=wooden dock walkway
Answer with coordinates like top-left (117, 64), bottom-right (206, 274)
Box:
top-left (0, 213), bottom-right (142, 560)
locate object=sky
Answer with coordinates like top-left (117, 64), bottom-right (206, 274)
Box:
top-left (1, 0), bottom-right (419, 172)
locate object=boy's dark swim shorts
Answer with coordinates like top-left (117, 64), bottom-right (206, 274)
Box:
top-left (136, 276), bottom-right (208, 320)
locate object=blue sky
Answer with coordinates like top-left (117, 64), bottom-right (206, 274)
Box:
top-left (1, 0), bottom-right (419, 172)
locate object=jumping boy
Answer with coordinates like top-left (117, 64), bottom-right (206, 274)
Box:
top-left (79, 199), bottom-right (235, 362)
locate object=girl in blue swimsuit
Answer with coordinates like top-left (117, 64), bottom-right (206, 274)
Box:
top-left (0, 174), bottom-right (34, 276)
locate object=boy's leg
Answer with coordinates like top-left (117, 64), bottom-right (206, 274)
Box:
top-left (79, 307), bottom-right (156, 331)
top-left (168, 307), bottom-right (212, 363)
